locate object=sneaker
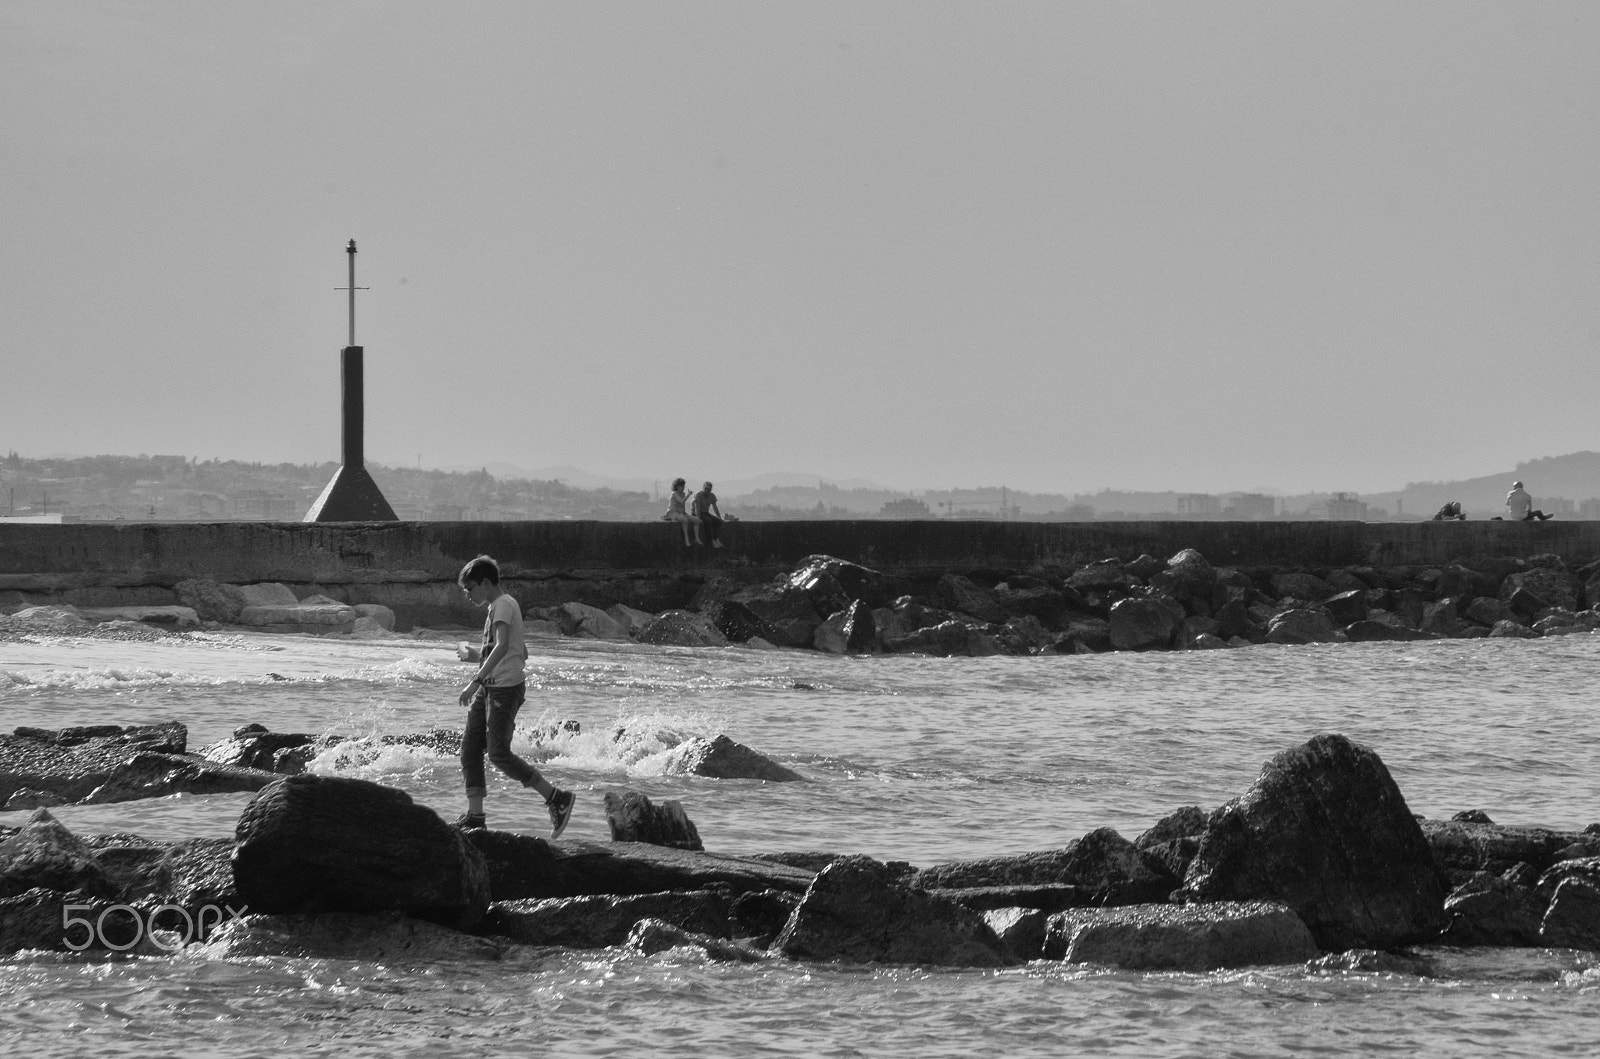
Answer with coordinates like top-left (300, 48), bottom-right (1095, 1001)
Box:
top-left (454, 812), bottom-right (487, 831)
top-left (545, 788), bottom-right (575, 839)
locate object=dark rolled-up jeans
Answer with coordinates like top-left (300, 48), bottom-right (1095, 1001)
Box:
top-left (461, 682), bottom-right (536, 797)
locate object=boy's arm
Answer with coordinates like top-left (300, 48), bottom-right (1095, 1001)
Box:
top-left (473, 621), bottom-right (512, 684)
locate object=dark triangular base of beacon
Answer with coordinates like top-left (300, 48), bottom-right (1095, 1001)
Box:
top-left (303, 464), bottom-right (399, 522)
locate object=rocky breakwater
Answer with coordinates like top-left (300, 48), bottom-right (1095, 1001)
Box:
top-left (8, 732), bottom-right (1600, 974)
top-left (632, 549), bottom-right (1600, 656)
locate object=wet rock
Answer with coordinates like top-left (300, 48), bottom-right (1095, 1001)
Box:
top-left (1307, 948), bottom-right (1436, 975)
top-left (77, 605), bottom-right (201, 629)
top-left (193, 911), bottom-right (505, 962)
top-left (1420, 819), bottom-right (1585, 880)
top-left (1539, 877), bottom-right (1600, 950)
top-left (606, 603), bottom-right (657, 638)
top-left (1163, 549), bottom-right (1218, 600)
top-left (871, 596), bottom-right (955, 642)
top-left (79, 751), bottom-right (278, 805)
top-left (1044, 900), bottom-right (1319, 971)
top-left (626, 917), bottom-right (773, 962)
top-left (1109, 596), bottom-right (1183, 651)
top-left (559, 602), bottom-right (631, 640)
top-left (1501, 568), bottom-right (1579, 614)
top-left (983, 906), bottom-right (1051, 961)
top-left (233, 774), bottom-right (490, 931)
top-left (773, 855), bottom-right (1013, 967)
top-left (1271, 571), bottom-right (1333, 601)
top-left (198, 724), bottom-right (320, 771)
top-left (882, 619), bottom-right (1002, 657)
top-left (1345, 615), bottom-right (1435, 642)
top-left (731, 888), bottom-right (800, 943)
top-left (1440, 873), bottom-right (1547, 946)
top-left (1136, 806), bottom-right (1208, 880)
top-left (0, 722), bottom-right (276, 809)
top-left (175, 579), bottom-right (249, 623)
top-left (662, 734), bottom-right (805, 782)
top-left (491, 890), bottom-right (730, 948)
top-left (462, 832), bottom-right (814, 902)
top-left (1179, 734), bottom-right (1449, 951)
top-left (936, 574), bottom-right (1008, 624)
top-left (813, 600), bottom-right (877, 654)
top-left (701, 600), bottom-right (780, 644)
top-left (1266, 608), bottom-right (1339, 645)
top-left (603, 790), bottom-right (703, 851)
top-left (1488, 619), bottom-right (1537, 638)
top-left (0, 809), bottom-right (116, 899)
top-left (914, 827), bottom-right (1177, 907)
top-left (352, 603), bottom-right (395, 630)
top-left (638, 610), bottom-right (730, 648)
top-left (1067, 559), bottom-right (1132, 592)
top-left (1464, 597), bottom-right (1518, 627)
top-left (1322, 590), bottom-right (1369, 626)
top-left (1421, 599), bottom-right (1467, 637)
top-left (786, 555), bottom-right (889, 609)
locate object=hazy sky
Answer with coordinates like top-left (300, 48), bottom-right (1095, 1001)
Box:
top-left (5, 2), bottom-right (1598, 495)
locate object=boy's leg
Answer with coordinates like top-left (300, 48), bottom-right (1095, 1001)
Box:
top-left (459, 691), bottom-right (489, 824)
top-left (484, 685), bottom-right (553, 799)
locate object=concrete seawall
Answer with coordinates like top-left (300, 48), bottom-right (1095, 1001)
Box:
top-left (4, 519), bottom-right (1597, 630)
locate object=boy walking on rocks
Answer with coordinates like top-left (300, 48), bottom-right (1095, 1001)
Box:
top-left (454, 555), bottom-right (575, 837)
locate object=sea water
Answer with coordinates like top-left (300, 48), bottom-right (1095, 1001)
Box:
top-left (2, 627), bottom-right (1599, 1058)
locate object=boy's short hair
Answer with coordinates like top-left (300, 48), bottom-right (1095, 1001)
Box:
top-left (458, 555), bottom-right (500, 588)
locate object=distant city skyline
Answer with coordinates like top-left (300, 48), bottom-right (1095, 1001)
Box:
top-left (5, 4), bottom-right (1598, 497)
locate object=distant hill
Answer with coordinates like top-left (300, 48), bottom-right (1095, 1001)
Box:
top-left (1363, 451), bottom-right (1600, 519)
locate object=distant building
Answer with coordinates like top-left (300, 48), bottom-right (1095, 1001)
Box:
top-left (1579, 498), bottom-right (1600, 520)
top-left (1326, 493), bottom-right (1368, 520)
top-left (880, 497), bottom-right (932, 518)
top-left (1176, 494), bottom-right (1220, 516)
top-left (1224, 493), bottom-right (1276, 519)
top-left (1538, 496), bottom-right (1576, 516)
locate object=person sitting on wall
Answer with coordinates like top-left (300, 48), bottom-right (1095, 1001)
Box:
top-left (1504, 480), bottom-right (1553, 521)
top-left (1432, 502), bottom-right (1466, 520)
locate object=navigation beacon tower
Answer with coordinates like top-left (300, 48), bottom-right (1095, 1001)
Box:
top-left (303, 240), bottom-right (399, 522)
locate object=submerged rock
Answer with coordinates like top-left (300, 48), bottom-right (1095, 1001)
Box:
top-left (663, 734), bottom-right (805, 782)
top-left (490, 890), bottom-right (730, 948)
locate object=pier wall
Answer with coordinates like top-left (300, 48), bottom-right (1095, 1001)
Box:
top-left (4, 519), bottom-right (1597, 630)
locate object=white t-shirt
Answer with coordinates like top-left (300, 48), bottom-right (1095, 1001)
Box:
top-left (481, 593), bottom-right (528, 686)
top-left (1506, 488), bottom-right (1532, 520)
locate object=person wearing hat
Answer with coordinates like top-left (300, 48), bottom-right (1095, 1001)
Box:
top-left (1505, 480), bottom-right (1553, 521)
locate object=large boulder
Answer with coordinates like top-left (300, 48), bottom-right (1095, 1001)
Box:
top-left (232, 774), bottom-right (490, 931)
top-left (1500, 568), bottom-right (1580, 614)
top-left (773, 855), bottom-right (1013, 967)
top-left (1109, 596), bottom-right (1183, 651)
top-left (1270, 571), bottom-right (1333, 601)
top-left (1043, 900), bottom-right (1319, 970)
top-left (813, 600), bottom-right (878, 654)
top-left (1439, 873), bottom-right (1547, 946)
top-left (1178, 734), bottom-right (1449, 951)
top-left (785, 555), bottom-right (889, 609)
